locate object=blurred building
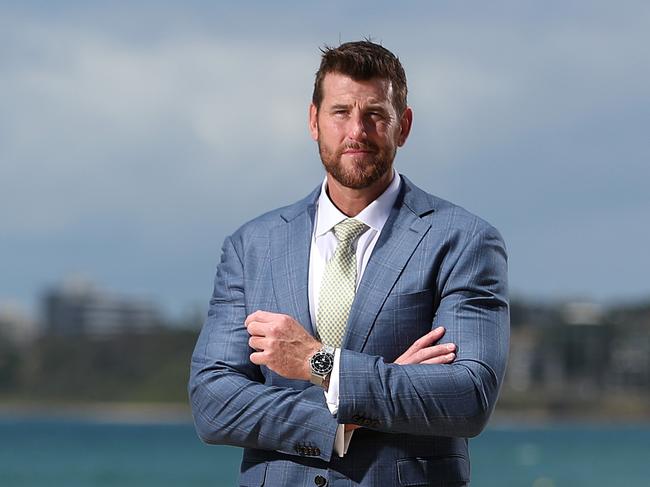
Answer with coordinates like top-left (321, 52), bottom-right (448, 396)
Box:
top-left (42, 278), bottom-right (162, 337)
top-left (0, 300), bottom-right (38, 344)
top-left (608, 303), bottom-right (650, 391)
top-left (502, 298), bottom-right (650, 417)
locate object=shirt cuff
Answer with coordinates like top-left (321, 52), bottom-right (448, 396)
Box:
top-left (324, 348), bottom-right (341, 414)
top-left (324, 349), bottom-right (354, 457)
top-left (333, 424), bottom-right (355, 457)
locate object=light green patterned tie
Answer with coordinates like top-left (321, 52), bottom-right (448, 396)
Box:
top-left (317, 218), bottom-right (368, 348)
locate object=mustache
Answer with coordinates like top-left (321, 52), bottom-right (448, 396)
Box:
top-left (339, 142), bottom-right (378, 153)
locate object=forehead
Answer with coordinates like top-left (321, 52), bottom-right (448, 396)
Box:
top-left (320, 72), bottom-right (394, 107)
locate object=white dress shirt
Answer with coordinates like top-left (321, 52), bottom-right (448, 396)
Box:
top-left (308, 171), bottom-right (402, 456)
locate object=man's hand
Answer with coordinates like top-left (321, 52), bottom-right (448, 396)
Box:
top-left (394, 326), bottom-right (456, 365)
top-left (345, 326), bottom-right (455, 432)
top-left (245, 310), bottom-right (321, 381)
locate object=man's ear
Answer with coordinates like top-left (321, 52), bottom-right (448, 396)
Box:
top-left (397, 107), bottom-right (413, 147)
top-left (309, 103), bottom-right (319, 141)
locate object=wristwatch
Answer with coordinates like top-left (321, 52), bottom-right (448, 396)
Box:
top-left (309, 345), bottom-right (335, 388)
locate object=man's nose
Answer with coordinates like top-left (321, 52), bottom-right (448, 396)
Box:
top-left (347, 113), bottom-right (369, 140)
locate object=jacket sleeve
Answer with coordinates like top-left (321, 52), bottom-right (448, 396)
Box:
top-left (188, 235), bottom-right (339, 461)
top-left (337, 224), bottom-right (509, 438)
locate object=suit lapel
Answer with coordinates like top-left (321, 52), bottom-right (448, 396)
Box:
top-left (270, 198), bottom-right (317, 336)
top-left (342, 178), bottom-right (434, 352)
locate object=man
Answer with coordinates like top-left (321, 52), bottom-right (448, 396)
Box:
top-left (189, 41), bottom-right (509, 486)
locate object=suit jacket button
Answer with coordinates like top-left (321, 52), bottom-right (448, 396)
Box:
top-left (314, 475), bottom-right (327, 486)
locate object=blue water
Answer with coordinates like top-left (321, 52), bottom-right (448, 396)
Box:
top-left (1, 418), bottom-right (648, 486)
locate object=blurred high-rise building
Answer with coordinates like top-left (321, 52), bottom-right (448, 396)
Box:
top-left (0, 300), bottom-right (37, 344)
top-left (42, 278), bottom-right (162, 337)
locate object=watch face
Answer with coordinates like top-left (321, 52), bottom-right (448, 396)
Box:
top-left (311, 351), bottom-right (334, 375)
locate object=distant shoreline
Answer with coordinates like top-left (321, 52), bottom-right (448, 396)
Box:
top-left (0, 401), bottom-right (193, 424)
top-left (1, 400), bottom-right (649, 426)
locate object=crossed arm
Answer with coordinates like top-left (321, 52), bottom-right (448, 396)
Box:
top-left (245, 313), bottom-right (456, 433)
top-left (191, 301), bottom-right (455, 459)
top-left (245, 311), bottom-right (456, 380)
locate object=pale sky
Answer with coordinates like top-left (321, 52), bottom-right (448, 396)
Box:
top-left (2, 1), bottom-right (649, 318)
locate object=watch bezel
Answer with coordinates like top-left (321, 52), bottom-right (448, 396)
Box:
top-left (311, 350), bottom-right (334, 375)
top-left (309, 346), bottom-right (335, 386)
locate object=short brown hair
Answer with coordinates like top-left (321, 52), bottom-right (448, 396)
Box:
top-left (312, 40), bottom-right (408, 115)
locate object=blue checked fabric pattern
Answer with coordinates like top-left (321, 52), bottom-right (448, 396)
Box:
top-left (317, 218), bottom-right (368, 348)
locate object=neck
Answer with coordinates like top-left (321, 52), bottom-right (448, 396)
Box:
top-left (326, 170), bottom-right (393, 217)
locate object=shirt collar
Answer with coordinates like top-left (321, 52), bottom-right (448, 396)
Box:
top-left (315, 171), bottom-right (402, 238)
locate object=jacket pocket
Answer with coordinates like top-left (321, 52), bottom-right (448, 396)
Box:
top-left (239, 460), bottom-right (268, 486)
top-left (382, 289), bottom-right (434, 311)
top-left (397, 455), bottom-right (469, 486)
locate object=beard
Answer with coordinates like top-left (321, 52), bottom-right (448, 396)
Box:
top-left (318, 139), bottom-right (395, 190)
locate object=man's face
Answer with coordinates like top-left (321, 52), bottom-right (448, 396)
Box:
top-left (309, 73), bottom-right (412, 190)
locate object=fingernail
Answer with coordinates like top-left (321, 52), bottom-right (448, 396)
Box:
top-left (435, 326), bottom-right (444, 332)
top-left (447, 344), bottom-right (456, 351)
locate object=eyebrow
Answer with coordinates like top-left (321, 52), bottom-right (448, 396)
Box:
top-left (365, 104), bottom-right (388, 112)
top-left (328, 103), bottom-right (388, 112)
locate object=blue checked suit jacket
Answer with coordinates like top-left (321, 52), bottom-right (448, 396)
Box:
top-left (189, 175), bottom-right (509, 486)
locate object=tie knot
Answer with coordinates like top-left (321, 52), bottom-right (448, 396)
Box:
top-left (333, 218), bottom-right (368, 245)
